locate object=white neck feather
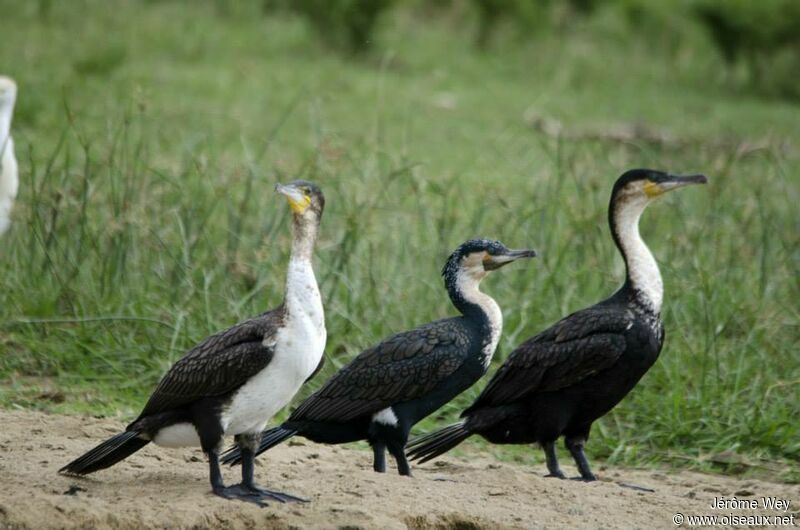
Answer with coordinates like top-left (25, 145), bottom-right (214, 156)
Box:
top-left (283, 219), bottom-right (323, 327)
top-left (614, 198), bottom-right (663, 313)
top-left (455, 269), bottom-right (503, 367)
top-left (284, 256), bottom-right (324, 326)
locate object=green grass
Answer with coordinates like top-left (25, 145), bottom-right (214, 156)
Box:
top-left (0, 0), bottom-right (798, 481)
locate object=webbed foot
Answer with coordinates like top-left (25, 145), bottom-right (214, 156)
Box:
top-left (213, 483), bottom-right (307, 506)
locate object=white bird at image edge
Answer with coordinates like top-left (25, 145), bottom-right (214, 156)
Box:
top-left (0, 76), bottom-right (18, 237)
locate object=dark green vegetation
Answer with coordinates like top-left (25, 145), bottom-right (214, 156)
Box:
top-left (268, 0), bottom-right (800, 99)
top-left (0, 0), bottom-right (798, 480)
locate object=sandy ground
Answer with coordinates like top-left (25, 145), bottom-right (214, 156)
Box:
top-left (0, 410), bottom-right (797, 530)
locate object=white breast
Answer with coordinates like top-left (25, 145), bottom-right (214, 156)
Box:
top-left (221, 257), bottom-right (326, 437)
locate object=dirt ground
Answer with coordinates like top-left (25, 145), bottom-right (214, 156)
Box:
top-left (0, 410), bottom-right (797, 529)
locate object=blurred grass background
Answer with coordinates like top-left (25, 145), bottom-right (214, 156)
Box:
top-left (0, 0), bottom-right (798, 481)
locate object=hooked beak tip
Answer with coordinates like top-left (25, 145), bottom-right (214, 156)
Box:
top-left (275, 183), bottom-right (294, 196)
top-left (670, 173), bottom-right (708, 185)
top-left (508, 249), bottom-right (537, 259)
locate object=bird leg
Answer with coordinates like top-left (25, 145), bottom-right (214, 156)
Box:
top-left (208, 450), bottom-right (268, 507)
top-left (208, 436), bottom-right (307, 506)
top-left (387, 443), bottom-right (412, 477)
top-left (542, 441), bottom-right (566, 479)
top-left (565, 436), bottom-right (597, 481)
top-left (371, 440), bottom-right (387, 473)
top-left (238, 445), bottom-right (308, 503)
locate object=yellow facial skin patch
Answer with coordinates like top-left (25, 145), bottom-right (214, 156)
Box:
top-left (643, 181), bottom-right (663, 198)
top-left (287, 194), bottom-right (311, 214)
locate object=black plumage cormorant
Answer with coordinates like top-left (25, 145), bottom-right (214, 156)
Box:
top-left (221, 239), bottom-right (536, 475)
top-left (60, 181), bottom-right (327, 506)
top-left (407, 169), bottom-right (707, 481)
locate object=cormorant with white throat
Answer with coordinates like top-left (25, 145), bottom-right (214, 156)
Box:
top-left (60, 181), bottom-right (327, 506)
top-left (221, 239), bottom-right (536, 476)
top-left (0, 76), bottom-right (18, 237)
top-left (407, 169), bottom-right (707, 481)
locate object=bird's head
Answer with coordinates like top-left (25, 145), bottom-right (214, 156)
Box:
top-left (442, 238), bottom-right (536, 287)
top-left (611, 169), bottom-right (708, 209)
top-left (275, 180), bottom-right (325, 224)
top-left (0, 76), bottom-right (16, 109)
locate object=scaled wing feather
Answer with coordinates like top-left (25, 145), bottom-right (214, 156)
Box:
top-left (290, 319), bottom-right (471, 422)
top-left (465, 308), bottom-right (632, 411)
top-left (137, 310), bottom-right (283, 418)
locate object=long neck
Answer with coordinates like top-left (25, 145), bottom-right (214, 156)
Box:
top-left (610, 197), bottom-right (663, 313)
top-left (448, 272), bottom-right (503, 367)
top-left (449, 271), bottom-right (503, 353)
top-left (283, 217), bottom-right (322, 322)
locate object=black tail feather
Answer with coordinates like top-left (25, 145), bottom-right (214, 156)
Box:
top-left (221, 426), bottom-right (297, 466)
top-left (406, 421), bottom-right (471, 464)
top-left (60, 431), bottom-right (149, 475)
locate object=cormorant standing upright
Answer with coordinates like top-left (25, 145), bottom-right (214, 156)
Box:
top-left (407, 170), bottom-right (707, 480)
top-left (60, 181), bottom-right (327, 506)
top-left (221, 239), bottom-right (536, 475)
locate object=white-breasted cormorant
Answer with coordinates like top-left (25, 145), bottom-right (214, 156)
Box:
top-left (0, 76), bottom-right (18, 237)
top-left (221, 239), bottom-right (536, 476)
top-left (60, 181), bottom-right (327, 506)
top-left (407, 169), bottom-right (707, 481)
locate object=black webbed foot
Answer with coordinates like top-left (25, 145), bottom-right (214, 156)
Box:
top-left (618, 482), bottom-right (655, 492)
top-left (245, 484), bottom-right (309, 503)
top-left (545, 471), bottom-right (567, 479)
top-left (213, 483), bottom-right (271, 507)
top-left (214, 483), bottom-right (308, 506)
top-left (570, 474), bottom-right (597, 482)
top-left (216, 440), bottom-right (308, 505)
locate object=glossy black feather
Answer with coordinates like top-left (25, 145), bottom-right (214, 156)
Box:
top-left (465, 306), bottom-right (632, 411)
top-left (59, 431), bottom-right (150, 476)
top-left (290, 318), bottom-right (472, 423)
top-left (136, 307), bottom-right (284, 420)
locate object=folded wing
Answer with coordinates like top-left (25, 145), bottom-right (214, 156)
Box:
top-left (290, 319), bottom-right (471, 423)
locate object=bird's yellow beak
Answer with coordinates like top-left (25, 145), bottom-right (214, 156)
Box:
top-left (275, 183), bottom-right (311, 214)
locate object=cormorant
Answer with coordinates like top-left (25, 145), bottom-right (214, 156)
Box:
top-left (221, 239), bottom-right (536, 476)
top-left (0, 76), bottom-right (18, 237)
top-left (60, 181), bottom-right (327, 506)
top-left (407, 169), bottom-right (707, 481)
